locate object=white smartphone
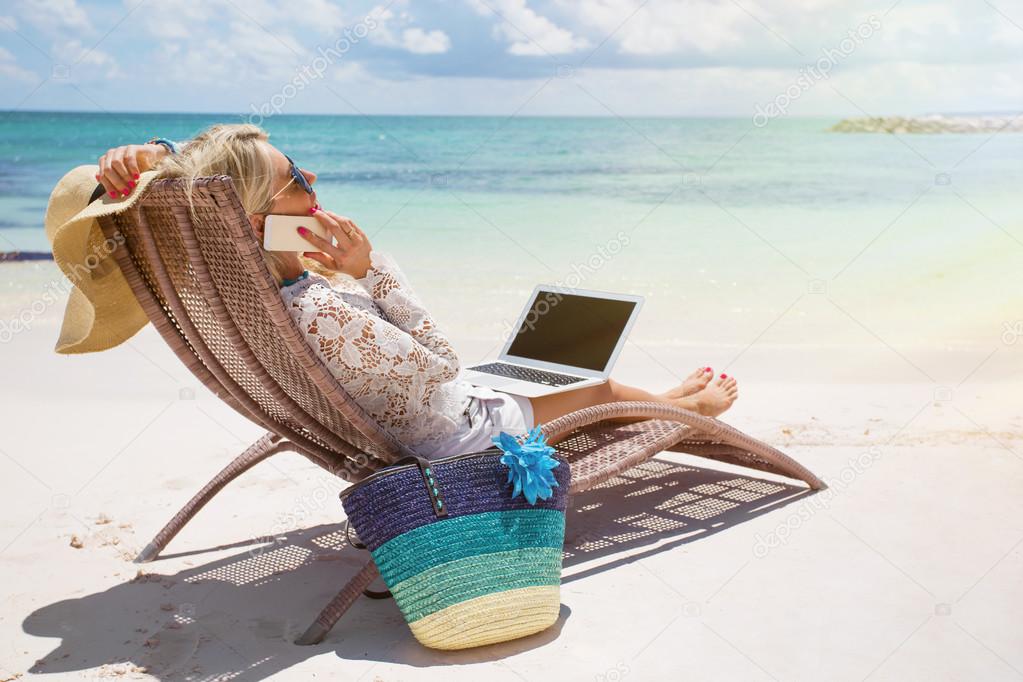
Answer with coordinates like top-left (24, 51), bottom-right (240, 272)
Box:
top-left (262, 214), bottom-right (329, 252)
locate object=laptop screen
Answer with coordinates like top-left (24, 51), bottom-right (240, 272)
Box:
top-left (505, 290), bottom-right (639, 372)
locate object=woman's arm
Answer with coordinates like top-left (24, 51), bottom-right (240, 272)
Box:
top-left (286, 278), bottom-right (461, 394)
top-left (299, 209), bottom-right (458, 365)
top-left (95, 139), bottom-right (185, 197)
top-left (357, 251), bottom-right (451, 351)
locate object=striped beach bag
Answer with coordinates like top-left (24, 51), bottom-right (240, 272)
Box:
top-left (339, 427), bottom-right (570, 650)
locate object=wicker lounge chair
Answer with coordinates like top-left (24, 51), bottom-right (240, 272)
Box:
top-left (94, 176), bottom-right (825, 646)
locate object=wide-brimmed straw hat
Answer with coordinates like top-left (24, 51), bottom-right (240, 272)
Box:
top-left (44, 165), bottom-right (161, 354)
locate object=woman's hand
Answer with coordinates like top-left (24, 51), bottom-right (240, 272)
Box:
top-left (298, 209), bottom-right (373, 279)
top-left (96, 143), bottom-right (169, 198)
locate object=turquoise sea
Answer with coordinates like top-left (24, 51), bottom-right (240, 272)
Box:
top-left (1, 111), bottom-right (1021, 373)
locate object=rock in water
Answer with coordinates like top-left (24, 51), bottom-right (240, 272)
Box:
top-left (830, 115), bottom-right (1023, 134)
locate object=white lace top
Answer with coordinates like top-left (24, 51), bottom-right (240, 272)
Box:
top-left (279, 251), bottom-right (473, 455)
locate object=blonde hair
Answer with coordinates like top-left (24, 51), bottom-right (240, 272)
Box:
top-left (155, 123), bottom-right (327, 283)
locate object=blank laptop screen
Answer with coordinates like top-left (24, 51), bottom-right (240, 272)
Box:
top-left (505, 291), bottom-right (637, 372)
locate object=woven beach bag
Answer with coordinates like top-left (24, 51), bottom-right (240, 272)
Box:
top-left (339, 429), bottom-right (570, 650)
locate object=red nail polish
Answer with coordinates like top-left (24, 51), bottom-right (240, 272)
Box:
top-left (297, 227), bottom-right (307, 235)
top-left (94, 173), bottom-right (101, 180)
top-left (133, 173), bottom-right (140, 180)
top-left (128, 181), bottom-right (135, 188)
top-left (308, 207), bottom-right (316, 215)
top-left (720, 373), bottom-right (726, 378)
top-left (122, 188), bottom-right (130, 196)
top-left (109, 191), bottom-right (117, 198)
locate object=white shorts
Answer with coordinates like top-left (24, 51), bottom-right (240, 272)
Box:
top-left (420, 385), bottom-right (535, 461)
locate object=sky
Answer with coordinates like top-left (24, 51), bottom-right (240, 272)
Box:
top-left (0, 0), bottom-right (1021, 118)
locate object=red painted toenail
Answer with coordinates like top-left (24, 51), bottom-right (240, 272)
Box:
top-left (720, 373), bottom-right (727, 378)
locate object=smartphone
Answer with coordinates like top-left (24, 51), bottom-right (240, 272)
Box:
top-left (263, 214), bottom-right (329, 252)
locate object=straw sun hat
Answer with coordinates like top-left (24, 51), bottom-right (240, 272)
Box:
top-left (44, 165), bottom-right (161, 354)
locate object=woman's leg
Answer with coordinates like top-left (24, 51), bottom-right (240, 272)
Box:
top-left (529, 373), bottom-right (738, 425)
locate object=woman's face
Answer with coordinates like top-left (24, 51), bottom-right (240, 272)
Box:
top-left (264, 143), bottom-right (317, 216)
top-left (248, 143), bottom-right (318, 247)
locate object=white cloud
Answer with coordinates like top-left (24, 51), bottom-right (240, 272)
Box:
top-left (53, 40), bottom-right (121, 79)
top-left (136, 0), bottom-right (346, 44)
top-left (137, 1), bottom-right (216, 41)
top-left (877, 2), bottom-right (962, 54)
top-left (400, 27), bottom-right (452, 54)
top-left (20, 0), bottom-right (91, 33)
top-left (290, 0), bottom-right (346, 33)
top-left (542, 61), bottom-right (1023, 117)
top-left (330, 60), bottom-right (371, 83)
top-left (469, 0), bottom-right (590, 55)
top-left (154, 40), bottom-right (239, 85)
top-left (811, 60), bottom-right (1023, 115)
top-left (139, 0), bottom-right (324, 86)
top-left (990, 19), bottom-right (1023, 47)
top-left (0, 46), bottom-right (35, 82)
top-left (225, 19), bottom-right (305, 67)
top-left (561, 0), bottom-right (746, 55)
top-left (1, 0), bottom-right (1020, 116)
top-left (369, 7), bottom-right (452, 54)
top-left (559, 0), bottom-right (1023, 65)
top-left (150, 19), bottom-right (308, 87)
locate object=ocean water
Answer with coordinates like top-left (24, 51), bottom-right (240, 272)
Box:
top-left (2, 111), bottom-right (1021, 370)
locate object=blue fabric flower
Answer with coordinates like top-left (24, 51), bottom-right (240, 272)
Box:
top-left (492, 426), bottom-right (560, 505)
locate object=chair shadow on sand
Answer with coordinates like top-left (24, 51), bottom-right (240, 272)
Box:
top-left (22, 456), bottom-right (815, 680)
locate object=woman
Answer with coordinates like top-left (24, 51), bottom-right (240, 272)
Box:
top-left (95, 124), bottom-right (739, 459)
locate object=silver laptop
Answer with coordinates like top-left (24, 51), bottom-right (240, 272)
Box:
top-left (464, 286), bottom-right (644, 398)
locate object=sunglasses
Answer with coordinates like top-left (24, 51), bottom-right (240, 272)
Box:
top-left (269, 154), bottom-right (314, 203)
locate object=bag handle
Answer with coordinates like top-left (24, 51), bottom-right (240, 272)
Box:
top-left (341, 520), bottom-right (394, 599)
top-left (340, 454), bottom-right (449, 601)
top-left (389, 454), bottom-right (449, 518)
top-left (343, 518), bottom-right (366, 549)
top-left (343, 454), bottom-right (446, 601)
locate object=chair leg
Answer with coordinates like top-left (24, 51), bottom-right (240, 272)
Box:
top-left (295, 558), bottom-right (381, 645)
top-left (134, 432), bottom-right (291, 563)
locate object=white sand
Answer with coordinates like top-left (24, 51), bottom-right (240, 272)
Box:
top-left (1, 261), bottom-right (1021, 681)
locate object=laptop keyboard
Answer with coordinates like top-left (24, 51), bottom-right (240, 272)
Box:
top-left (469, 362), bottom-right (587, 387)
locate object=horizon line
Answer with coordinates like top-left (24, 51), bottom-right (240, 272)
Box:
top-left (3, 108), bottom-right (1019, 119)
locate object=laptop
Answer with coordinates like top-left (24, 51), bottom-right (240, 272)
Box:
top-left (464, 286), bottom-right (644, 398)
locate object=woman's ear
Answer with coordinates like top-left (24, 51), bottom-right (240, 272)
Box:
top-left (249, 213), bottom-right (266, 241)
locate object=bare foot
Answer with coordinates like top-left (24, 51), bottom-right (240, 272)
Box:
top-left (662, 367), bottom-right (714, 400)
top-left (675, 374), bottom-right (739, 417)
